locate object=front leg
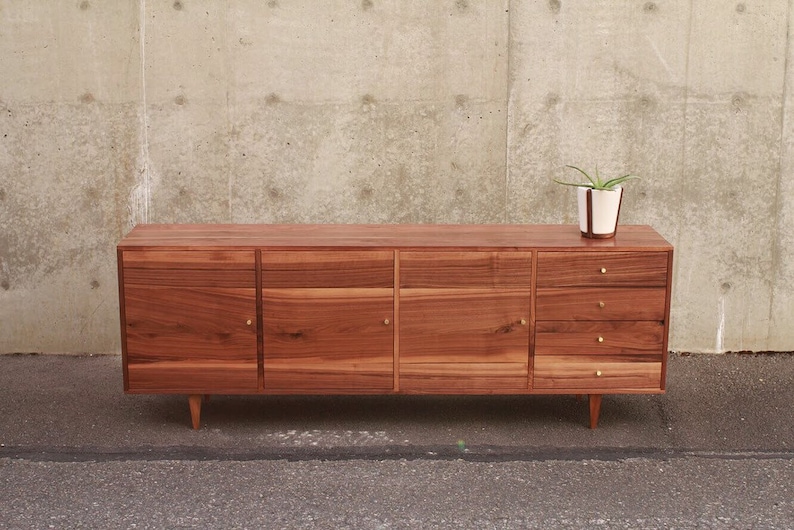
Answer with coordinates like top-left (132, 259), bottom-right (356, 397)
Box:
top-left (588, 394), bottom-right (603, 429)
top-left (188, 394), bottom-right (202, 429)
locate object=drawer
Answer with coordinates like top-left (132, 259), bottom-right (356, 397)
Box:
top-left (535, 321), bottom-right (665, 357)
top-left (121, 250), bottom-right (256, 287)
top-left (534, 355), bottom-right (662, 391)
top-left (261, 251), bottom-right (393, 288)
top-left (536, 287), bottom-right (666, 321)
top-left (537, 252), bottom-right (669, 287)
top-left (122, 250), bottom-right (255, 269)
top-left (400, 251), bottom-right (532, 288)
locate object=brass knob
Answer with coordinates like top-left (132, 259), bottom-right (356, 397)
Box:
top-left (596, 370), bottom-right (602, 377)
top-left (383, 319), bottom-right (390, 325)
top-left (246, 319), bottom-right (252, 326)
top-left (597, 336), bottom-right (604, 343)
top-left (600, 267), bottom-right (607, 274)
top-left (598, 301), bottom-right (605, 308)
top-left (520, 319), bottom-right (527, 325)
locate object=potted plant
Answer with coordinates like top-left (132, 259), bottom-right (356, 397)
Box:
top-left (554, 165), bottom-right (640, 239)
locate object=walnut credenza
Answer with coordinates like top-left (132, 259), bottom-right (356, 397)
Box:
top-left (117, 224), bottom-right (673, 429)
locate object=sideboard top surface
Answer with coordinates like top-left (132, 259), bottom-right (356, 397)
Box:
top-left (118, 224), bottom-right (672, 251)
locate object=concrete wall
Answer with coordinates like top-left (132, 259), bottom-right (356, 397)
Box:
top-left (0, 0), bottom-right (792, 354)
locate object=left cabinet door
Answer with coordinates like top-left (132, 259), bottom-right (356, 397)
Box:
top-left (120, 250), bottom-right (259, 393)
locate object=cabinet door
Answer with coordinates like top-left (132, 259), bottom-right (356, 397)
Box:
top-left (121, 251), bottom-right (258, 393)
top-left (399, 252), bottom-right (532, 392)
top-left (262, 251), bottom-right (394, 392)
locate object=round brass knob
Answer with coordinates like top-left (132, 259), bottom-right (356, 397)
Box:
top-left (520, 319), bottom-right (527, 325)
top-left (596, 370), bottom-right (602, 377)
top-left (384, 319), bottom-right (390, 325)
top-left (246, 319), bottom-right (252, 326)
top-left (600, 267), bottom-right (607, 274)
top-left (597, 336), bottom-right (604, 343)
top-left (598, 301), bottom-right (605, 308)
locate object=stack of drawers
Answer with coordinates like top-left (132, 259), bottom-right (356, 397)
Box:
top-left (533, 251), bottom-right (671, 396)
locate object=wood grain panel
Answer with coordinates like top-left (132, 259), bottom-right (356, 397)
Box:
top-left (400, 252), bottom-right (532, 288)
top-left (262, 251), bottom-right (393, 288)
top-left (125, 287), bottom-right (257, 361)
top-left (122, 268), bottom-right (255, 288)
top-left (263, 288), bottom-right (393, 391)
top-left (537, 252), bottom-right (669, 287)
top-left (535, 321), bottom-right (665, 357)
top-left (535, 287), bottom-right (666, 321)
top-left (124, 286), bottom-right (258, 392)
top-left (119, 224), bottom-right (673, 251)
top-left (127, 361), bottom-right (258, 393)
top-left (400, 289), bottom-right (530, 363)
top-left (400, 363), bottom-right (528, 393)
top-left (534, 356), bottom-right (662, 391)
top-left (123, 250), bottom-right (255, 269)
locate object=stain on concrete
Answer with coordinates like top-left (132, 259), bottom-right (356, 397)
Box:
top-left (0, 189), bottom-right (5, 201)
top-left (455, 94), bottom-right (469, 110)
top-left (361, 0), bottom-right (374, 11)
top-left (455, 0), bottom-right (469, 14)
top-left (736, 3), bottom-right (746, 13)
top-left (173, 1), bottom-right (183, 11)
top-left (545, 93), bottom-right (560, 108)
top-left (79, 1), bottom-right (90, 11)
top-left (548, 0), bottom-right (561, 15)
top-left (0, 280), bottom-right (8, 291)
top-left (265, 93), bottom-right (281, 105)
top-left (643, 2), bottom-right (657, 13)
top-left (80, 92), bottom-right (95, 104)
top-left (90, 280), bottom-right (100, 289)
top-left (267, 0), bottom-right (278, 8)
top-left (174, 94), bottom-right (187, 106)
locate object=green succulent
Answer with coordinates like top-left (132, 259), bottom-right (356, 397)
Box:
top-left (554, 165), bottom-right (640, 190)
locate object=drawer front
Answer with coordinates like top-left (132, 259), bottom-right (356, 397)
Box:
top-left (123, 250), bottom-right (255, 269)
top-left (537, 252), bottom-right (669, 287)
top-left (122, 250), bottom-right (256, 287)
top-left (536, 287), bottom-right (666, 321)
top-left (534, 355), bottom-right (662, 391)
top-left (261, 251), bottom-right (393, 288)
top-left (400, 251), bottom-right (532, 288)
top-left (535, 321), bottom-right (665, 357)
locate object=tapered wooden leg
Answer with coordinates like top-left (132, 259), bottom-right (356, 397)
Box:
top-left (588, 394), bottom-right (603, 429)
top-left (188, 394), bottom-right (202, 430)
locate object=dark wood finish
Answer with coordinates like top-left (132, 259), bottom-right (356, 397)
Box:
top-left (589, 394), bottom-right (602, 429)
top-left (535, 321), bottom-right (665, 357)
top-left (533, 355), bottom-right (662, 390)
top-left (262, 288), bottom-right (394, 392)
top-left (117, 224), bottom-right (673, 429)
top-left (400, 288), bottom-right (530, 391)
top-left (537, 251), bottom-right (669, 287)
top-left (535, 288), bottom-right (666, 321)
top-left (400, 251), bottom-right (532, 288)
top-left (262, 250), bottom-right (393, 288)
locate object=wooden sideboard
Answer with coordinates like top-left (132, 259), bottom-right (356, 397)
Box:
top-left (117, 224), bottom-right (673, 429)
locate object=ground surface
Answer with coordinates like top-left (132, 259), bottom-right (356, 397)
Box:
top-left (0, 353), bottom-right (792, 528)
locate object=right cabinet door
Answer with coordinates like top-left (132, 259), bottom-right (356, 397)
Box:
top-left (399, 251), bottom-right (532, 392)
top-left (534, 251), bottom-right (670, 392)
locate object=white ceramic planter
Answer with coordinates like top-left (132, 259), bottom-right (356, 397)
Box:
top-left (577, 186), bottom-right (623, 238)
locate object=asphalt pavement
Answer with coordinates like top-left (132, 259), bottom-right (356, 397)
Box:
top-left (0, 352), bottom-right (792, 528)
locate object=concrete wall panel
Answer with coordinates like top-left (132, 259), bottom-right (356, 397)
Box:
top-left (1, 0), bottom-right (793, 353)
